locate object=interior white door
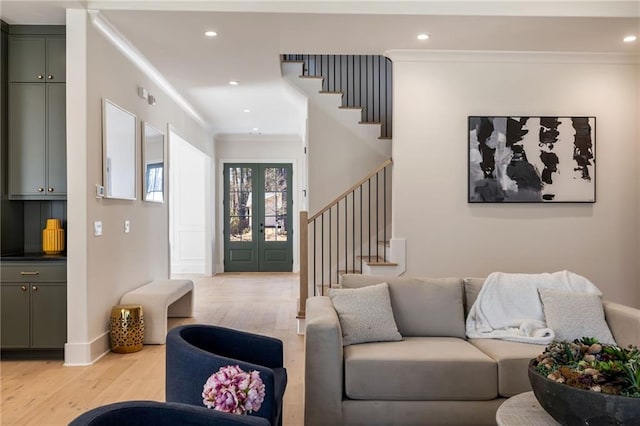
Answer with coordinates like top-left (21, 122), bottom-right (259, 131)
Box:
top-left (169, 130), bottom-right (206, 274)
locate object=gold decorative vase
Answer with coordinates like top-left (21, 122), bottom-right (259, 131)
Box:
top-left (42, 218), bottom-right (65, 254)
top-left (109, 304), bottom-right (145, 353)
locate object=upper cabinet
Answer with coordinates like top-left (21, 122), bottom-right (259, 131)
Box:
top-left (8, 26), bottom-right (66, 200)
top-left (9, 36), bottom-right (65, 83)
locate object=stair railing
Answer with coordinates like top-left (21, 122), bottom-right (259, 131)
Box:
top-left (297, 159), bottom-right (392, 320)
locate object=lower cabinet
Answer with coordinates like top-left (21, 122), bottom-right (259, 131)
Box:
top-left (0, 261), bottom-right (67, 350)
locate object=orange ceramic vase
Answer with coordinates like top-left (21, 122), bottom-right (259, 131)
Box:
top-left (42, 218), bottom-right (65, 254)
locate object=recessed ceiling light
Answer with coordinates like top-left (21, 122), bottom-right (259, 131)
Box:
top-left (252, 127), bottom-right (259, 131)
top-left (204, 31), bottom-right (217, 37)
top-left (243, 109), bottom-right (251, 113)
top-left (229, 81), bottom-right (239, 85)
top-left (623, 35), bottom-right (637, 43)
top-left (417, 33), bottom-right (430, 41)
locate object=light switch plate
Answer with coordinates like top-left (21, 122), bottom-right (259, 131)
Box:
top-left (94, 221), bottom-right (103, 236)
top-left (124, 220), bottom-right (130, 234)
top-left (96, 184), bottom-right (104, 198)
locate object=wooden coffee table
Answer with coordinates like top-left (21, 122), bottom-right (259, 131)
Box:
top-left (496, 391), bottom-right (560, 425)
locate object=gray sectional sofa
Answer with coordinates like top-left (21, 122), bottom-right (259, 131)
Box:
top-left (304, 274), bottom-right (640, 426)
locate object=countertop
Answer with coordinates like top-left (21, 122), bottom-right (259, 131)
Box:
top-left (0, 252), bottom-right (67, 261)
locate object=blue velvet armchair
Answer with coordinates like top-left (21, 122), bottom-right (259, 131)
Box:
top-left (166, 324), bottom-right (287, 426)
top-left (68, 400), bottom-right (270, 425)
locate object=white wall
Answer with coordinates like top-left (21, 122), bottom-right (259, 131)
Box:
top-left (388, 50), bottom-right (639, 307)
top-left (65, 10), bottom-right (210, 365)
top-left (214, 134), bottom-right (302, 271)
top-left (307, 98), bottom-right (390, 214)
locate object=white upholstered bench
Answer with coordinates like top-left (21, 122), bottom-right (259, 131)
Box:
top-left (120, 279), bottom-right (194, 344)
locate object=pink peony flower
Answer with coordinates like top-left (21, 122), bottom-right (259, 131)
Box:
top-left (202, 365), bottom-right (265, 415)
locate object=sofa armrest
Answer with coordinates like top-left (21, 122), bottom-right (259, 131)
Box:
top-left (603, 301), bottom-right (640, 347)
top-left (304, 296), bottom-right (344, 426)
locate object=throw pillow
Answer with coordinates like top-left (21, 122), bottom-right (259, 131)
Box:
top-left (538, 288), bottom-right (616, 345)
top-left (341, 274), bottom-right (466, 338)
top-left (329, 282), bottom-right (402, 346)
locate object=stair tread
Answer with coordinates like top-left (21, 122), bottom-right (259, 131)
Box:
top-left (367, 261), bottom-right (399, 266)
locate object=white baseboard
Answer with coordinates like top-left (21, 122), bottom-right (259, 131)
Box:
top-left (64, 331), bottom-right (110, 366)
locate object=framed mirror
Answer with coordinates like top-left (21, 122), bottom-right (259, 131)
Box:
top-left (102, 99), bottom-right (137, 200)
top-left (142, 122), bottom-right (165, 203)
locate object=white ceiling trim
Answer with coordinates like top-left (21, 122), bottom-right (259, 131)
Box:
top-left (85, 1), bottom-right (640, 18)
top-left (385, 49), bottom-right (640, 64)
top-left (87, 9), bottom-right (208, 127)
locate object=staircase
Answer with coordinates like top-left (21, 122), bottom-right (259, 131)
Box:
top-left (281, 54), bottom-right (393, 139)
top-left (281, 55), bottom-right (405, 326)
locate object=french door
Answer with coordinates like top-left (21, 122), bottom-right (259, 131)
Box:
top-left (223, 163), bottom-right (292, 272)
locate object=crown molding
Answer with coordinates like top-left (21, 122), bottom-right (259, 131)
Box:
top-left (385, 49), bottom-right (640, 64)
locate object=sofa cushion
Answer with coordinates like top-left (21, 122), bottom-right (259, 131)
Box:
top-left (340, 274), bottom-right (466, 338)
top-left (328, 282), bottom-right (402, 346)
top-left (344, 337), bottom-right (497, 400)
top-left (538, 288), bottom-right (616, 345)
top-left (469, 338), bottom-right (544, 397)
top-left (463, 277), bottom-right (485, 317)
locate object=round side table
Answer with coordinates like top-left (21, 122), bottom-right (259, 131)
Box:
top-left (496, 391), bottom-right (560, 426)
top-left (109, 304), bottom-right (145, 353)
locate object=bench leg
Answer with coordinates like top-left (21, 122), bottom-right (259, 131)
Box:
top-left (142, 305), bottom-right (168, 345)
top-left (168, 290), bottom-right (194, 318)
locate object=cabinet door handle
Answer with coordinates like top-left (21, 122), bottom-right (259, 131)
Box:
top-left (32, 286), bottom-right (38, 291)
top-left (38, 187), bottom-right (44, 192)
top-left (37, 74), bottom-right (43, 79)
top-left (20, 271), bottom-right (39, 276)
top-left (47, 187), bottom-right (54, 192)
top-left (47, 75), bottom-right (53, 79)
top-left (21, 285), bottom-right (27, 292)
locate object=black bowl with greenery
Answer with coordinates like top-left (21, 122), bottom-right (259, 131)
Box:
top-left (529, 338), bottom-right (640, 426)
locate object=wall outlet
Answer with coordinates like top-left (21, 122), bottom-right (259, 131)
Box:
top-left (96, 184), bottom-right (104, 198)
top-left (94, 221), bottom-right (103, 236)
top-left (124, 220), bottom-right (130, 234)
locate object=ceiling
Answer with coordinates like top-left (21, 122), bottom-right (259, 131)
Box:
top-left (1, 1), bottom-right (639, 138)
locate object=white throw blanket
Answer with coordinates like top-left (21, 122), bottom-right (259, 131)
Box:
top-left (465, 271), bottom-right (601, 344)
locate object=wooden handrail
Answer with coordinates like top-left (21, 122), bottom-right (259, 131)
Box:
top-left (307, 158), bottom-right (392, 222)
top-left (297, 211), bottom-right (309, 319)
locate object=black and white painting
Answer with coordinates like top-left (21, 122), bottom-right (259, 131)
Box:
top-left (468, 116), bottom-right (595, 203)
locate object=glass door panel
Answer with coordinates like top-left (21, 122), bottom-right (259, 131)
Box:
top-left (224, 163), bottom-right (292, 272)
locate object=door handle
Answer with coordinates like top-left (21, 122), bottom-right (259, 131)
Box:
top-left (21, 285), bottom-right (27, 292)
top-left (32, 286), bottom-right (38, 291)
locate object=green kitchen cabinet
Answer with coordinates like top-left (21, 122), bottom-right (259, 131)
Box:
top-left (0, 283), bottom-right (30, 348)
top-left (0, 261), bottom-right (67, 350)
top-left (8, 35), bottom-right (65, 83)
top-left (8, 29), bottom-right (66, 200)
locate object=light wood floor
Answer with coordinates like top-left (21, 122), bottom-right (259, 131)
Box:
top-left (1, 273), bottom-right (305, 425)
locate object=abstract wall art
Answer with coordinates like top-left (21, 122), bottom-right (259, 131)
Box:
top-left (468, 116), bottom-right (595, 203)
